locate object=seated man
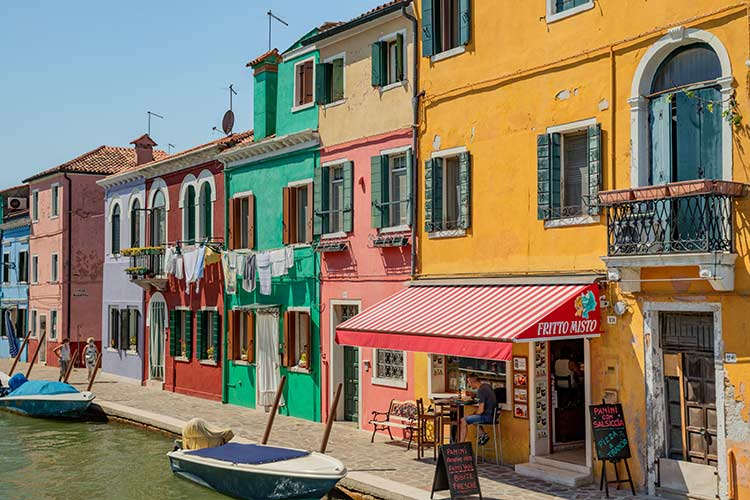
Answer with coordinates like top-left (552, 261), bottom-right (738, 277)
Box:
top-left (460, 374), bottom-right (497, 445)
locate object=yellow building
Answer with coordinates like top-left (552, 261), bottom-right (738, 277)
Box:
top-left (339, 1), bottom-right (750, 498)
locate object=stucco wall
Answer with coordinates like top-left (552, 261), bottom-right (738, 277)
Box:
top-left (275, 49), bottom-right (320, 137)
top-left (0, 221), bottom-right (30, 361)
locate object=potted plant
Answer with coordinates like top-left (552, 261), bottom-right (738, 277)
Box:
top-left (241, 348), bottom-right (248, 361)
top-left (207, 346), bottom-right (215, 360)
top-left (180, 340), bottom-right (187, 358)
top-left (632, 184), bottom-right (669, 200)
top-left (129, 336), bottom-right (137, 350)
top-left (668, 179), bottom-right (713, 197)
top-left (598, 188), bottom-right (634, 205)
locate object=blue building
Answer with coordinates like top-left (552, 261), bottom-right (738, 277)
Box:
top-left (0, 185), bottom-right (30, 360)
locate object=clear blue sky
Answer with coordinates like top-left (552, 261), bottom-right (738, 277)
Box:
top-left (0, 1), bottom-right (375, 188)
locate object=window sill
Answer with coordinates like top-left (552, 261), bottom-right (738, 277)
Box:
top-left (288, 366), bottom-right (312, 374)
top-left (232, 360), bottom-right (254, 366)
top-left (174, 356), bottom-right (191, 363)
top-left (199, 359), bottom-right (218, 366)
top-left (50, 215), bottom-right (59, 220)
top-left (323, 99), bottom-right (346, 110)
top-left (428, 229), bottom-right (466, 239)
top-left (380, 225), bottom-right (410, 234)
top-left (544, 215), bottom-right (600, 228)
top-left (372, 377), bottom-right (407, 389)
top-left (379, 80), bottom-right (408, 93)
top-left (545, 2), bottom-right (595, 23)
top-left (321, 231), bottom-right (348, 240)
top-left (430, 46), bottom-right (466, 63)
top-left (126, 350), bottom-right (138, 356)
top-left (291, 102), bottom-right (315, 113)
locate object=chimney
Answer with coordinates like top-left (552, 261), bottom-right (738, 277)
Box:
top-left (130, 134), bottom-right (158, 165)
top-left (247, 49), bottom-right (281, 140)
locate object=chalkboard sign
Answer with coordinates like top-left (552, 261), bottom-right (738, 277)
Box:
top-left (589, 403), bottom-right (630, 461)
top-left (431, 442), bottom-right (482, 499)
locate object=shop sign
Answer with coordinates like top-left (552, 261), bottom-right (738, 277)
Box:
top-left (431, 442), bottom-right (482, 500)
top-left (520, 287), bottom-right (602, 340)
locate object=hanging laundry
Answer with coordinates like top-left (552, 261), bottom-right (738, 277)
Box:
top-left (256, 252), bottom-right (272, 296)
top-left (193, 246), bottom-right (206, 293)
top-left (284, 246), bottom-right (294, 269)
top-left (174, 254), bottom-right (184, 280)
top-left (204, 246), bottom-right (221, 266)
top-left (164, 246), bottom-right (178, 275)
top-left (243, 254), bottom-right (257, 293)
top-left (222, 252), bottom-right (236, 295)
top-left (270, 249), bottom-right (286, 277)
top-left (182, 247), bottom-right (200, 289)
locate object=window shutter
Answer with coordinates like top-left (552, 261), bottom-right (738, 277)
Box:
top-left (371, 42), bottom-right (384, 87)
top-left (698, 87), bottom-right (722, 180)
top-left (282, 311), bottom-right (295, 367)
top-left (424, 159), bottom-right (434, 232)
top-left (406, 149), bottom-right (413, 225)
top-left (315, 62), bottom-right (332, 105)
top-left (396, 33), bottom-right (405, 81)
top-left (421, 0), bottom-right (436, 57)
top-left (537, 133), bottom-right (562, 220)
top-left (247, 312), bottom-right (255, 364)
top-left (458, 152), bottom-right (472, 229)
top-left (196, 311), bottom-right (204, 360)
top-left (343, 161), bottom-right (354, 233)
top-left (371, 155), bottom-right (384, 229)
top-left (675, 88), bottom-right (722, 181)
top-left (313, 168), bottom-right (323, 237)
top-left (306, 182), bottom-right (314, 243)
top-left (332, 59), bottom-right (344, 101)
top-left (247, 194), bottom-right (255, 250)
top-left (120, 309), bottom-right (130, 352)
top-left (282, 187), bottom-right (292, 245)
top-left (111, 309), bottom-right (119, 350)
top-left (459, 0), bottom-right (471, 46)
top-left (169, 310), bottom-right (177, 357)
top-left (228, 198), bottom-right (236, 250)
top-left (650, 96), bottom-right (672, 185)
top-left (587, 124), bottom-right (602, 215)
top-left (186, 186), bottom-right (196, 242)
top-left (227, 311), bottom-right (235, 360)
top-left (304, 61), bottom-right (314, 103)
top-left (212, 312), bottom-right (221, 362)
top-left (184, 312), bottom-right (193, 360)
top-left (551, 134), bottom-right (562, 214)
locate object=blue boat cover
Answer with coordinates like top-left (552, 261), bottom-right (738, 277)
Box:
top-left (8, 380), bottom-right (80, 397)
top-left (8, 373), bottom-right (27, 392)
top-left (186, 443), bottom-right (310, 465)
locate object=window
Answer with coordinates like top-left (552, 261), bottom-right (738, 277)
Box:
top-left (31, 255), bottom-right (38, 284)
top-left (130, 199), bottom-right (141, 248)
top-left (197, 310), bottom-right (220, 362)
top-left (126, 308), bottom-right (140, 352)
top-left (372, 34), bottom-right (405, 87)
top-left (372, 151), bottom-right (413, 229)
top-left (283, 183), bottom-right (313, 245)
top-left (0, 309), bottom-right (5, 337)
top-left (16, 310), bottom-right (26, 341)
top-left (109, 306), bottom-right (120, 349)
top-left (373, 349), bottom-right (406, 386)
top-left (537, 124), bottom-right (601, 221)
top-left (2, 252), bottom-right (9, 283)
top-left (316, 57), bottom-right (344, 105)
top-left (31, 191), bottom-right (39, 221)
top-left (150, 190), bottom-right (167, 247)
top-left (229, 195), bottom-right (255, 250)
top-left (116, 308), bottom-right (139, 352)
top-left (230, 311), bottom-right (254, 363)
top-left (30, 310), bottom-right (37, 338)
top-left (51, 184), bottom-right (59, 218)
top-left (421, 0), bottom-right (471, 57)
top-left (111, 204), bottom-right (121, 254)
top-left (199, 182), bottom-right (213, 240)
top-left (18, 251), bottom-right (28, 283)
top-left (313, 162), bottom-right (353, 237)
top-left (330, 166), bottom-right (345, 233)
top-left (283, 310), bottom-right (311, 369)
top-left (547, 0), bottom-right (594, 21)
top-left (424, 151), bottom-right (471, 232)
top-left (649, 45), bottom-right (723, 184)
top-left (169, 309), bottom-right (192, 359)
top-left (50, 310), bottom-right (58, 341)
top-left (294, 59), bottom-right (315, 109)
top-left (183, 185), bottom-right (197, 243)
top-left (50, 253), bottom-right (59, 283)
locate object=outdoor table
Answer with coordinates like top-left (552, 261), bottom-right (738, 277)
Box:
top-left (433, 398), bottom-right (478, 443)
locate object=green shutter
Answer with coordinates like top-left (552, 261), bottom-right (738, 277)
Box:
top-left (421, 0), bottom-right (436, 57)
top-left (203, 185), bottom-right (213, 239)
top-left (332, 59), bottom-right (344, 102)
top-left (406, 149), bottom-right (413, 225)
top-left (698, 87), bottom-right (722, 180)
top-left (424, 159), bottom-right (434, 232)
top-left (395, 33), bottom-right (405, 81)
top-left (343, 161), bottom-right (354, 233)
top-left (650, 95), bottom-right (672, 185)
top-left (458, 152), bottom-right (471, 229)
top-left (550, 134), bottom-right (562, 216)
top-left (372, 42), bottom-right (384, 87)
top-left (371, 155), bottom-right (384, 229)
top-left (212, 312), bottom-right (221, 363)
top-left (120, 309), bottom-right (130, 352)
top-left (186, 186), bottom-right (196, 242)
top-left (458, 0), bottom-right (471, 46)
top-left (537, 134), bottom-right (552, 220)
top-left (169, 310), bottom-right (177, 357)
top-left (676, 91), bottom-right (702, 182)
top-left (184, 311), bottom-right (193, 360)
top-left (424, 158), bottom-right (443, 232)
top-left (587, 124), bottom-right (602, 215)
top-left (196, 311), bottom-right (204, 360)
top-left (315, 62), bottom-right (332, 105)
top-left (313, 168), bottom-right (323, 237)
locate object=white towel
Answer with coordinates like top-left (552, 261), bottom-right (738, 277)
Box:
top-left (256, 252), bottom-right (272, 296)
top-left (270, 249), bottom-right (286, 277)
top-left (284, 246), bottom-right (294, 269)
top-left (174, 255), bottom-right (184, 280)
top-left (182, 248), bottom-right (200, 288)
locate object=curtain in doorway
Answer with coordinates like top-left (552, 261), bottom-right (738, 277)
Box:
top-left (257, 312), bottom-right (284, 408)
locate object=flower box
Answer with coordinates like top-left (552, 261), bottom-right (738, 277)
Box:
top-left (668, 179), bottom-right (713, 197)
top-left (713, 180), bottom-right (749, 197)
top-left (598, 189), bottom-right (634, 206)
top-left (632, 185), bottom-right (669, 200)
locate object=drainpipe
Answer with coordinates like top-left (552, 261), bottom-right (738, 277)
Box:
top-left (221, 165), bottom-right (230, 404)
top-left (402, 2), bottom-right (422, 277)
top-left (63, 173), bottom-right (73, 347)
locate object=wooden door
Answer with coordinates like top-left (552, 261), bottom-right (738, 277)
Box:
top-left (343, 346), bottom-right (359, 422)
top-left (684, 355), bottom-right (718, 466)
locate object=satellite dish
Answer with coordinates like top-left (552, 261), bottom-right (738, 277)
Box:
top-left (222, 110), bottom-right (235, 135)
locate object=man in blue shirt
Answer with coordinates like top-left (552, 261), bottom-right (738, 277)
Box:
top-left (459, 373), bottom-right (497, 445)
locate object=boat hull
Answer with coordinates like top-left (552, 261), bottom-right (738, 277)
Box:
top-left (0, 393), bottom-right (94, 419)
top-left (168, 452), bottom-right (345, 500)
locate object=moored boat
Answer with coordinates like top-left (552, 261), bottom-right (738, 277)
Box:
top-left (0, 372), bottom-right (95, 419)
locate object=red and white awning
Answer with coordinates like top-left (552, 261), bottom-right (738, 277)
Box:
top-left (335, 284), bottom-right (601, 361)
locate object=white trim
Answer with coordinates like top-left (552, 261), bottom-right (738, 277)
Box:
top-left (286, 306), bottom-right (310, 313)
top-left (380, 145), bottom-right (412, 156)
top-left (178, 174), bottom-right (198, 209)
top-left (148, 178), bottom-right (170, 210)
top-left (127, 188), bottom-right (145, 214)
top-left (287, 178), bottom-right (313, 188)
top-left (49, 183), bottom-right (60, 219)
top-left (231, 190), bottom-right (254, 200)
top-left (323, 100), bottom-right (347, 110)
top-left (380, 80), bottom-right (408, 93)
top-left (546, 117), bottom-right (596, 135)
top-left (106, 196), bottom-right (122, 223)
top-left (545, 0), bottom-right (594, 24)
top-left (380, 224), bottom-right (410, 234)
top-left (372, 348), bottom-right (408, 389)
top-left (431, 145), bottom-right (467, 158)
top-left (321, 158), bottom-right (350, 168)
top-left (50, 253), bottom-right (59, 283)
top-left (428, 229), bottom-right (466, 239)
top-left (222, 138), bottom-right (320, 169)
top-left (430, 45), bottom-right (466, 63)
top-left (544, 215), bottom-right (600, 228)
top-left (199, 306), bottom-right (218, 312)
top-left (323, 52), bottom-right (346, 103)
top-left (282, 44), bottom-right (317, 62)
top-left (629, 28), bottom-right (733, 187)
top-left (196, 170), bottom-right (217, 202)
top-left (30, 255), bottom-right (38, 284)
top-left (379, 28), bottom-right (408, 88)
top-left (329, 299), bottom-right (362, 425)
top-left (292, 56), bottom-right (317, 113)
top-left (322, 231), bottom-right (347, 240)
top-left (174, 306), bottom-right (191, 311)
top-left (31, 190), bottom-right (39, 222)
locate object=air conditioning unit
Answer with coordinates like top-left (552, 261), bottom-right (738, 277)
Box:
top-left (7, 197), bottom-right (27, 211)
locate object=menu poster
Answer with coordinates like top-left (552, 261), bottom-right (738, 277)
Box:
top-left (431, 443), bottom-right (482, 500)
top-left (590, 403), bottom-right (631, 461)
top-left (514, 388), bottom-right (528, 403)
top-left (535, 343), bottom-right (549, 439)
top-left (513, 356), bottom-right (527, 372)
top-left (513, 356), bottom-right (529, 420)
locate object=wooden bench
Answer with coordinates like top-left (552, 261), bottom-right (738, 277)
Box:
top-left (369, 399), bottom-right (419, 450)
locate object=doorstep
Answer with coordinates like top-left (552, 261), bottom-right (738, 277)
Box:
top-left (516, 456), bottom-right (593, 487)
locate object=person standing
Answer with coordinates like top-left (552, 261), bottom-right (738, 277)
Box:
top-left (53, 338), bottom-right (71, 381)
top-left (82, 337), bottom-right (99, 381)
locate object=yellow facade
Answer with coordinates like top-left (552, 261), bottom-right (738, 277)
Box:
top-left (414, 0), bottom-right (750, 497)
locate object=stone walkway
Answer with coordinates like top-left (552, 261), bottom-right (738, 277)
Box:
top-left (1, 360), bottom-right (646, 500)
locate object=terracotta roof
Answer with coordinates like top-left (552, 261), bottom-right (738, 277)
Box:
top-left (247, 48), bottom-right (280, 68)
top-left (23, 145), bottom-right (168, 183)
top-left (318, 21), bottom-right (344, 32)
top-left (352, 0), bottom-right (410, 22)
top-left (303, 0), bottom-right (411, 45)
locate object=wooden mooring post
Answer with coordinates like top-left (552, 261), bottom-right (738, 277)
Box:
top-left (261, 375), bottom-right (287, 445)
top-left (85, 352), bottom-right (103, 392)
top-left (8, 334), bottom-right (31, 376)
top-left (320, 382), bottom-right (343, 453)
top-left (24, 331), bottom-right (47, 379)
top-left (62, 348), bottom-right (79, 383)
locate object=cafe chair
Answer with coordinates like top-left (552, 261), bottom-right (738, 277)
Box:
top-left (475, 404), bottom-right (503, 465)
top-left (416, 398), bottom-right (440, 460)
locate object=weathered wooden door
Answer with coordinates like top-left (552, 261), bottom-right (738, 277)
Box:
top-left (343, 346), bottom-right (359, 422)
top-left (683, 355), bottom-right (717, 466)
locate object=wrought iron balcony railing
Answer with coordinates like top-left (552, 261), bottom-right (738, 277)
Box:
top-left (123, 248), bottom-right (165, 280)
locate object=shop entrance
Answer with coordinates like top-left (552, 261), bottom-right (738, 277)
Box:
top-left (331, 302), bottom-right (360, 423)
top-left (550, 338), bottom-right (586, 458)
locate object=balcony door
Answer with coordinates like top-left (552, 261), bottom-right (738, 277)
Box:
top-left (148, 295), bottom-right (166, 382)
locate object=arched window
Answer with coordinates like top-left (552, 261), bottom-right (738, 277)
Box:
top-left (111, 204), bottom-right (121, 254)
top-left (649, 44), bottom-right (723, 183)
top-left (199, 182), bottom-right (213, 240)
top-left (184, 185), bottom-right (197, 243)
top-left (130, 199), bottom-right (141, 248)
top-left (151, 191), bottom-right (166, 247)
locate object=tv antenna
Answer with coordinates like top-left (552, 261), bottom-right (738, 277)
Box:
top-left (267, 10), bottom-right (288, 51)
top-left (167, 143), bottom-right (176, 154)
top-left (221, 84), bottom-right (238, 135)
top-left (147, 111), bottom-right (164, 136)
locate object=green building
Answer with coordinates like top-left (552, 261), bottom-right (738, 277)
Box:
top-left (218, 34), bottom-right (322, 421)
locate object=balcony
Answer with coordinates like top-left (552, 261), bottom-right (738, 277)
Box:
top-left (122, 247), bottom-right (167, 291)
top-left (599, 180), bottom-right (748, 292)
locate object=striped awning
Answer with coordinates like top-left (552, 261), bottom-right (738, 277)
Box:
top-left (335, 284), bottom-right (601, 361)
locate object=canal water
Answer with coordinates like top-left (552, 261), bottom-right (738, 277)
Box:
top-left (0, 411), bottom-right (227, 500)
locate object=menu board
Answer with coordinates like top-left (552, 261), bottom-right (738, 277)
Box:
top-left (513, 356), bottom-right (528, 419)
top-left (534, 343), bottom-right (549, 440)
top-left (589, 403), bottom-right (630, 461)
top-left (431, 442), bottom-right (482, 499)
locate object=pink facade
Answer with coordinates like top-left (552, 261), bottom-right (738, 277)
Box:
top-left (320, 129), bottom-right (414, 430)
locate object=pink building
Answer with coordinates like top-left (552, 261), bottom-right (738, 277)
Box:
top-left (24, 140), bottom-right (164, 367)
